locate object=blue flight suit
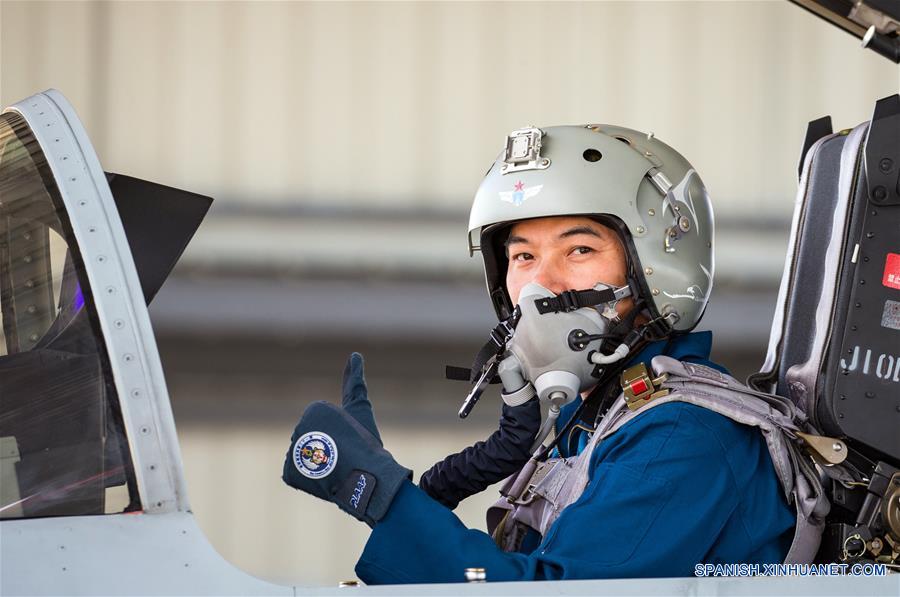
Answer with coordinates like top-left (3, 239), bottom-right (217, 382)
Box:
top-left (355, 332), bottom-right (796, 584)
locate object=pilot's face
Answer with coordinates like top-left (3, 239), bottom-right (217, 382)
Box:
top-left (504, 216), bottom-right (630, 317)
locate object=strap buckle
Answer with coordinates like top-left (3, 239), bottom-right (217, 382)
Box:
top-left (490, 306), bottom-right (520, 348)
top-left (621, 362), bottom-right (669, 411)
top-left (557, 290), bottom-right (580, 312)
top-left (512, 460), bottom-right (557, 506)
top-left (534, 286), bottom-right (624, 314)
top-left (796, 432), bottom-right (848, 466)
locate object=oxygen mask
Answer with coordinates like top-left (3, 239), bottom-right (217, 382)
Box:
top-left (499, 282), bottom-right (610, 405)
top-left (456, 281), bottom-right (635, 450)
top-left (499, 282), bottom-right (635, 449)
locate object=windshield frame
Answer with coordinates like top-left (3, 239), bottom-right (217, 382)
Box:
top-left (3, 90), bottom-right (189, 515)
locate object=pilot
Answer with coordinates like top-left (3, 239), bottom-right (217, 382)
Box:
top-left (282, 125), bottom-right (801, 583)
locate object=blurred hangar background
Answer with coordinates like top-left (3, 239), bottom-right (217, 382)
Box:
top-left (2, 0), bottom-right (898, 587)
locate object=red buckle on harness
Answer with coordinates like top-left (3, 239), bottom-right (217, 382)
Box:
top-left (629, 378), bottom-right (649, 395)
top-left (621, 362), bottom-right (669, 411)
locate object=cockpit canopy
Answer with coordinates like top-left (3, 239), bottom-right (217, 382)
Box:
top-left (0, 109), bottom-right (211, 519)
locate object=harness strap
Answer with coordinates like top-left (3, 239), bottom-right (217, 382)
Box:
top-left (534, 288), bottom-right (617, 314)
top-left (444, 365), bottom-right (477, 382)
top-left (445, 311), bottom-right (519, 383)
top-left (489, 356), bottom-right (834, 565)
top-left (597, 356), bottom-right (831, 565)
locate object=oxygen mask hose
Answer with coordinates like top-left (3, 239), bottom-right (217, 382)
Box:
top-left (590, 344), bottom-right (630, 365)
top-left (530, 391), bottom-right (567, 452)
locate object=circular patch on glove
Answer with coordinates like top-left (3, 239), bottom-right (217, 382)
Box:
top-left (293, 432), bottom-right (338, 479)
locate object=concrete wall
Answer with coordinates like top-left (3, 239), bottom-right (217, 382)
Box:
top-left (3, 1), bottom-right (896, 219)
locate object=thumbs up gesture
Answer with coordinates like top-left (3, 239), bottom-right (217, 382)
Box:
top-left (282, 353), bottom-right (412, 526)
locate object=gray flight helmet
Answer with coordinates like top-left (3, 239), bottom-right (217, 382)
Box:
top-left (468, 125), bottom-right (714, 333)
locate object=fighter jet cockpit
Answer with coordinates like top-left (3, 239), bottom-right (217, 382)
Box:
top-left (1, 1), bottom-right (899, 590)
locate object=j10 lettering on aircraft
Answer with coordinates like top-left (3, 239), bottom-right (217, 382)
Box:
top-left (841, 345), bottom-right (900, 382)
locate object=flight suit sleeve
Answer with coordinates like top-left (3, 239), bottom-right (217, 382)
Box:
top-left (354, 403), bottom-right (751, 584)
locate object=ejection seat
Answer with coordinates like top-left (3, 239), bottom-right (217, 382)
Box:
top-left (750, 94), bottom-right (900, 566)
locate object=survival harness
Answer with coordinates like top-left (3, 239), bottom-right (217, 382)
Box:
top-left (486, 356), bottom-right (841, 564)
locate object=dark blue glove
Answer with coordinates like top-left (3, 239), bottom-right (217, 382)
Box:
top-left (282, 353), bottom-right (411, 526)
